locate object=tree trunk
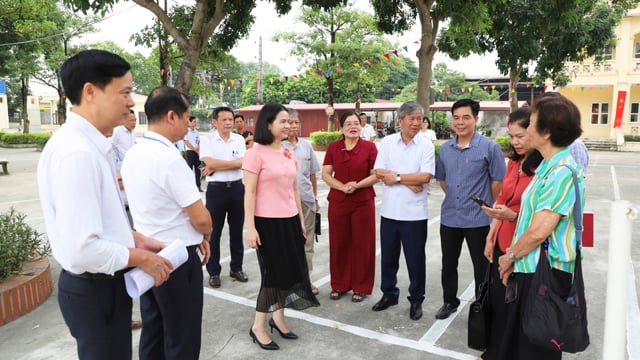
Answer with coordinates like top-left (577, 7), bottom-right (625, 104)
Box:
top-left (57, 72), bottom-right (66, 125)
top-left (415, 2), bottom-right (439, 113)
top-left (327, 76), bottom-right (335, 131)
top-left (509, 64), bottom-right (522, 112)
top-left (174, 49), bottom-right (198, 93)
top-left (21, 77), bottom-right (30, 134)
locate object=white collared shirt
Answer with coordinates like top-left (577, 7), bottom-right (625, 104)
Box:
top-left (184, 128), bottom-right (200, 150)
top-left (121, 131), bottom-right (204, 246)
top-left (110, 125), bottom-right (136, 170)
top-left (37, 112), bottom-right (132, 275)
top-left (374, 132), bottom-right (435, 221)
top-left (199, 131), bottom-right (245, 182)
top-left (360, 123), bottom-right (377, 140)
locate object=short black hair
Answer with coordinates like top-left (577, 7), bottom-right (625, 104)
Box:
top-left (212, 106), bottom-right (234, 120)
top-left (531, 93), bottom-right (582, 147)
top-left (254, 103), bottom-right (288, 145)
top-left (60, 49), bottom-right (131, 105)
top-left (507, 107), bottom-right (543, 175)
top-left (234, 113), bottom-right (244, 121)
top-left (144, 86), bottom-right (189, 124)
top-left (451, 98), bottom-right (480, 117)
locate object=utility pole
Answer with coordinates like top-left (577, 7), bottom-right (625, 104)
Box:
top-left (257, 36), bottom-right (263, 105)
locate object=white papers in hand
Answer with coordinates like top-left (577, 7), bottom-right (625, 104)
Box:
top-left (124, 240), bottom-right (189, 298)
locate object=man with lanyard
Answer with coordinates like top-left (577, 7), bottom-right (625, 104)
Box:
top-left (184, 115), bottom-right (202, 191)
top-left (200, 106), bottom-right (248, 288)
top-left (37, 49), bottom-right (173, 360)
top-left (372, 101), bottom-right (435, 321)
top-left (121, 86), bottom-right (212, 359)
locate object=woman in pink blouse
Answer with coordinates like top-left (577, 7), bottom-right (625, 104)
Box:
top-left (243, 104), bottom-right (319, 351)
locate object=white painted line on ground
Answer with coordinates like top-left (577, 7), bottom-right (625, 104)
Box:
top-left (203, 287), bottom-right (476, 360)
top-left (420, 281), bottom-right (475, 344)
top-left (0, 198), bottom-right (40, 206)
top-left (627, 254), bottom-right (640, 359)
top-left (611, 165), bottom-right (620, 201)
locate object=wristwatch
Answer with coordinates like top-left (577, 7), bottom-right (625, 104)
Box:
top-left (396, 174), bottom-right (401, 184)
top-left (507, 247), bottom-right (516, 261)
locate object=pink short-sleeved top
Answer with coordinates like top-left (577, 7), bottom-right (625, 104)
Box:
top-left (243, 143), bottom-right (299, 218)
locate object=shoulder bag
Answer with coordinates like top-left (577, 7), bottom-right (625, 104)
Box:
top-left (468, 264), bottom-right (491, 351)
top-left (522, 165), bottom-right (589, 353)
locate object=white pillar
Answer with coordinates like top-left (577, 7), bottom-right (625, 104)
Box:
top-left (602, 200), bottom-right (636, 359)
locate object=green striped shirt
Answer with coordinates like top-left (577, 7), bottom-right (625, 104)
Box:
top-left (512, 147), bottom-right (585, 273)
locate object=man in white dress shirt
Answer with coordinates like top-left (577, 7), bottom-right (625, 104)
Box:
top-left (200, 106), bottom-right (248, 288)
top-left (372, 101), bottom-right (435, 321)
top-left (359, 112), bottom-right (377, 141)
top-left (121, 86), bottom-right (212, 360)
top-left (111, 109), bottom-right (137, 170)
top-left (184, 116), bottom-right (202, 191)
top-left (37, 49), bottom-right (173, 360)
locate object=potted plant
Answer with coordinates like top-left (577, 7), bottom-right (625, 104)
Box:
top-left (309, 130), bottom-right (342, 151)
top-left (0, 208), bottom-right (52, 326)
top-left (494, 136), bottom-right (512, 157)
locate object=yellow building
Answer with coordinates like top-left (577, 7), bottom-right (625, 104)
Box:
top-left (558, 6), bottom-right (640, 144)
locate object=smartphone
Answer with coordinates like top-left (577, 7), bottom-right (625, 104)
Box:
top-left (469, 195), bottom-right (490, 207)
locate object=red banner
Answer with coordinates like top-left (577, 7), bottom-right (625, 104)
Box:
top-left (614, 90), bottom-right (627, 128)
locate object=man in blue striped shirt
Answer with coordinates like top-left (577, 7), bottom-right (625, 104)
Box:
top-left (434, 99), bottom-right (506, 320)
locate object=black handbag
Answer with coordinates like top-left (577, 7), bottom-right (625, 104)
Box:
top-left (468, 264), bottom-right (491, 351)
top-left (522, 165), bottom-right (589, 353)
top-left (314, 212), bottom-right (321, 242)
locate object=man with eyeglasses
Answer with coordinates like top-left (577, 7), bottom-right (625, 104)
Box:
top-left (184, 115), bottom-right (202, 191)
top-left (434, 98), bottom-right (506, 320)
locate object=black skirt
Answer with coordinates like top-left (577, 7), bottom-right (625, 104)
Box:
top-left (481, 246), bottom-right (566, 360)
top-left (254, 215), bottom-right (320, 313)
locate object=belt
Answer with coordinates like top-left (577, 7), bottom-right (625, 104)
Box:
top-left (63, 268), bottom-right (132, 280)
top-left (208, 179), bottom-right (242, 187)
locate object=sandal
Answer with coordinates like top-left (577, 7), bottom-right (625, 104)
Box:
top-left (329, 289), bottom-right (344, 300)
top-left (311, 285), bottom-right (319, 295)
top-left (351, 292), bottom-right (366, 303)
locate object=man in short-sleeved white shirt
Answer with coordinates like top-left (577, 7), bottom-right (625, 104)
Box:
top-left (121, 86), bottom-right (212, 360)
top-left (359, 113), bottom-right (377, 141)
top-left (199, 106), bottom-right (248, 288)
top-left (111, 110), bottom-right (137, 170)
top-left (372, 101), bottom-right (434, 321)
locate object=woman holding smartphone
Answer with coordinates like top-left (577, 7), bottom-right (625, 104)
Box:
top-left (478, 107), bottom-right (542, 359)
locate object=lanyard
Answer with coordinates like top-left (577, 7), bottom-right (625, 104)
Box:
top-left (143, 135), bottom-right (170, 148)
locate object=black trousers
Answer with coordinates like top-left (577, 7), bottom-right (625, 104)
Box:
top-left (139, 246), bottom-right (203, 360)
top-left (185, 150), bottom-right (201, 189)
top-left (205, 181), bottom-right (245, 276)
top-left (439, 224), bottom-right (489, 306)
top-left (58, 270), bottom-right (132, 360)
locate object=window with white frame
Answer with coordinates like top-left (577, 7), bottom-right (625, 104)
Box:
top-left (596, 43), bottom-right (613, 61)
top-left (591, 103), bottom-right (609, 125)
top-left (635, 42), bottom-right (640, 59)
top-left (631, 103), bottom-right (640, 123)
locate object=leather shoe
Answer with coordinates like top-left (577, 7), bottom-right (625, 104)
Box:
top-left (209, 275), bottom-right (221, 288)
top-left (230, 271), bottom-right (248, 282)
top-left (435, 303), bottom-right (458, 320)
top-left (371, 296), bottom-right (398, 312)
top-left (409, 303), bottom-right (423, 320)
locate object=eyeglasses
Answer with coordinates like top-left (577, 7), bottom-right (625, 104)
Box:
top-left (343, 122), bottom-right (360, 128)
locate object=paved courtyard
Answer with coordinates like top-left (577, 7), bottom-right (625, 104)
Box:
top-left (0, 145), bottom-right (639, 359)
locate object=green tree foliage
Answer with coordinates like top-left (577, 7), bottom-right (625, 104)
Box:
top-left (378, 55), bottom-right (418, 100)
top-left (438, 0), bottom-right (638, 111)
top-left (92, 41), bottom-right (160, 96)
top-left (63, 0), bottom-right (350, 94)
top-left (371, 0), bottom-right (495, 113)
top-left (275, 4), bottom-right (403, 129)
top-left (0, 0), bottom-right (59, 132)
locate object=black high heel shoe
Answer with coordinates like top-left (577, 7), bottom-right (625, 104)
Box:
top-left (268, 318), bottom-right (298, 339)
top-left (249, 328), bottom-right (279, 350)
